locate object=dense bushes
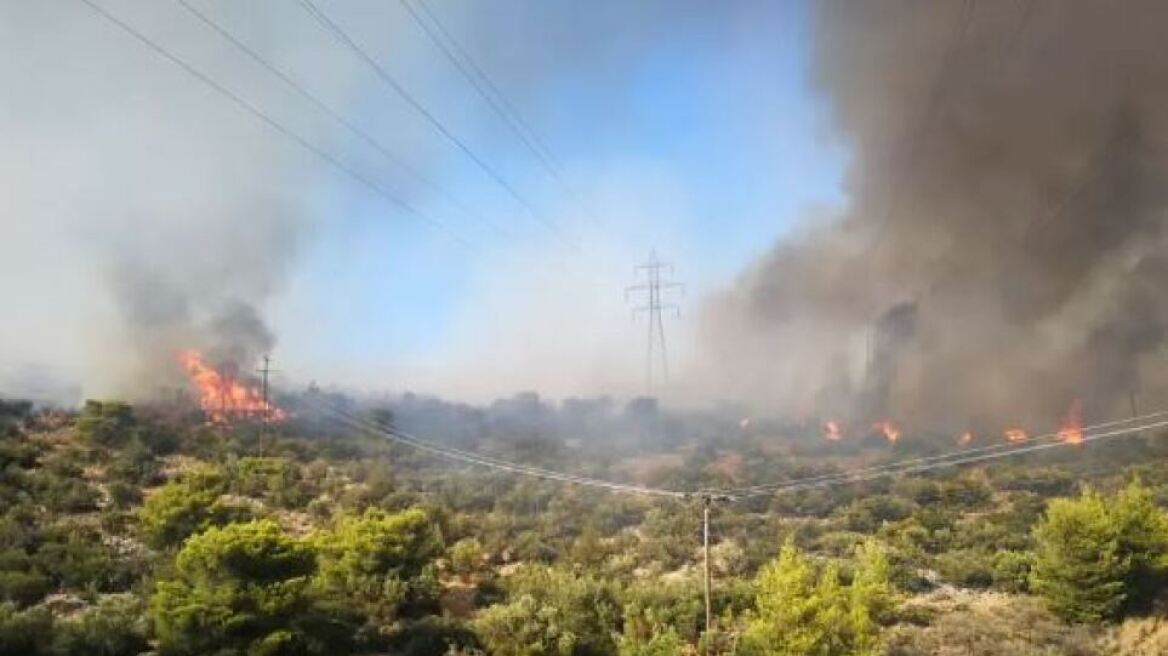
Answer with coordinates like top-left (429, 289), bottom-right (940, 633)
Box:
top-left (738, 539), bottom-right (894, 655)
top-left (151, 519), bottom-right (325, 655)
top-left (313, 507), bottom-right (443, 625)
top-left (1031, 480), bottom-right (1168, 622)
top-left (473, 566), bottom-right (622, 656)
top-left (138, 466), bottom-right (250, 548)
top-left (76, 401), bottom-right (136, 448)
top-left (5, 397), bottom-right (1168, 654)
top-left (0, 595), bottom-right (147, 656)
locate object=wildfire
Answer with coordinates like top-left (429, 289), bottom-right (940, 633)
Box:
top-left (1004, 428), bottom-right (1028, 444)
top-left (177, 350), bottom-right (284, 424)
top-left (823, 420), bottom-right (843, 441)
top-left (1057, 399), bottom-right (1083, 445)
top-left (872, 420), bottom-right (901, 443)
top-left (958, 431), bottom-right (973, 445)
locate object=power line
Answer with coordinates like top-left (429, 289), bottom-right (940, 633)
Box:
top-left (174, 0), bottom-right (509, 239)
top-left (416, 0), bottom-right (564, 174)
top-left (76, 0), bottom-right (466, 247)
top-left (297, 0), bottom-right (562, 237)
top-left (626, 251), bottom-right (683, 394)
top-left (398, 0), bottom-right (582, 206)
top-left (723, 413), bottom-right (1168, 501)
top-left (720, 408), bottom-right (1168, 497)
top-left (313, 398), bottom-right (685, 498)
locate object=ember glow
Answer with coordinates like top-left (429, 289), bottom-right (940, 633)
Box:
top-left (178, 349), bottom-right (284, 424)
top-left (823, 420), bottom-right (843, 441)
top-left (872, 420), bottom-right (901, 443)
top-left (1057, 399), bottom-right (1084, 445)
top-left (1004, 428), bottom-right (1028, 444)
top-left (958, 431), bottom-right (973, 446)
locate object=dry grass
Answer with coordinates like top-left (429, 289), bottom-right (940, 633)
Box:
top-left (885, 588), bottom-right (1098, 656)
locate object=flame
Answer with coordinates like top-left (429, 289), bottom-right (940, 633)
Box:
top-left (1004, 428), bottom-right (1028, 444)
top-left (872, 420), bottom-right (901, 442)
top-left (823, 420), bottom-right (843, 441)
top-left (1057, 399), bottom-right (1083, 445)
top-left (178, 350), bottom-right (284, 424)
top-left (958, 431), bottom-right (973, 445)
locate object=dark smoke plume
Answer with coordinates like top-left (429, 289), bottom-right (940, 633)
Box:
top-left (700, 0), bottom-right (1168, 432)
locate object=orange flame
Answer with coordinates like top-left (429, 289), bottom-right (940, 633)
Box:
top-left (823, 420), bottom-right (843, 441)
top-left (1004, 428), bottom-right (1028, 444)
top-left (958, 431), bottom-right (973, 445)
top-left (1057, 399), bottom-right (1083, 445)
top-left (178, 350), bottom-right (284, 424)
top-left (872, 420), bottom-right (901, 443)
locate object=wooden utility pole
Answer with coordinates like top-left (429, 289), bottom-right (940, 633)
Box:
top-left (703, 494), bottom-right (712, 643)
top-left (257, 354), bottom-right (274, 455)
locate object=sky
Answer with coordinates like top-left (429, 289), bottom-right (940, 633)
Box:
top-left (0, 0), bottom-right (845, 404)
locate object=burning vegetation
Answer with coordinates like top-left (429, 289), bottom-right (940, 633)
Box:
top-left (177, 349), bottom-right (283, 424)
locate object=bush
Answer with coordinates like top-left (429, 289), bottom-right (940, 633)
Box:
top-left (738, 539), bottom-right (894, 656)
top-left (150, 519), bottom-right (328, 656)
top-left (0, 602), bottom-right (53, 655)
top-left (0, 570), bottom-right (51, 607)
top-left (105, 439), bottom-right (160, 486)
top-left (36, 525), bottom-right (137, 593)
top-left (138, 467), bottom-right (248, 549)
top-left (991, 550), bottom-right (1033, 593)
top-left (1031, 480), bottom-right (1168, 622)
top-left (473, 566), bottom-right (621, 656)
top-left (839, 495), bottom-right (916, 533)
top-left (230, 456), bottom-right (313, 508)
top-left (52, 594), bottom-right (149, 656)
top-left (76, 401), bottom-right (136, 447)
top-left (313, 507), bottom-right (443, 626)
top-left (622, 580), bottom-right (704, 644)
top-left (449, 537), bottom-right (484, 580)
top-left (935, 549), bottom-right (994, 589)
top-left (33, 473), bottom-right (99, 514)
top-left (105, 481), bottom-right (141, 509)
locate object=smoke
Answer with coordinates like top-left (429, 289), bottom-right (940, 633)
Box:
top-left (0, 1), bottom-right (406, 399)
top-left (698, 0), bottom-right (1168, 431)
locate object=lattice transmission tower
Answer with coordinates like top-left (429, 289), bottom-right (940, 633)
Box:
top-left (626, 250), bottom-right (683, 394)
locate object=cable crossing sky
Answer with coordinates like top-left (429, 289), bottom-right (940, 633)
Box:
top-left (310, 396), bottom-right (1168, 504)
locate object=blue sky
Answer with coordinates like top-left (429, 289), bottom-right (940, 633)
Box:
top-left (270, 0), bottom-right (847, 396)
top-left (0, 0), bottom-right (846, 402)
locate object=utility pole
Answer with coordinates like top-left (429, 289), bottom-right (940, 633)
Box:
top-left (626, 250), bottom-right (683, 395)
top-left (703, 494), bottom-right (712, 642)
top-left (697, 491), bottom-right (731, 653)
top-left (256, 354), bottom-right (275, 455)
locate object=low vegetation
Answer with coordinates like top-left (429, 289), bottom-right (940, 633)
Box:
top-left (0, 397), bottom-right (1166, 654)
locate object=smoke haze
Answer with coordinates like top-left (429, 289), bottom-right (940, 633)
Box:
top-left (698, 0), bottom-right (1168, 432)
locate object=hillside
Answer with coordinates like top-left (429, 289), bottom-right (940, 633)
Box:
top-left (1, 397), bottom-right (1168, 655)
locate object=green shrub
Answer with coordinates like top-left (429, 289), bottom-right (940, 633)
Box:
top-left (76, 401), bottom-right (136, 447)
top-left (105, 481), bottom-right (141, 509)
top-left (230, 456), bottom-right (313, 508)
top-left (138, 467), bottom-right (248, 549)
top-left (738, 539), bottom-right (894, 656)
top-left (0, 570), bottom-right (51, 607)
top-left (0, 602), bottom-right (53, 655)
top-left (473, 566), bottom-right (621, 656)
top-left (52, 594), bottom-right (149, 656)
top-left (150, 519), bottom-right (326, 656)
top-left (1031, 480), bottom-right (1168, 622)
top-left (935, 549), bottom-right (994, 589)
top-left (313, 507), bottom-right (443, 625)
top-left (991, 550), bottom-right (1033, 593)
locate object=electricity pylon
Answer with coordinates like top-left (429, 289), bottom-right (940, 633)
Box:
top-left (626, 250), bottom-right (683, 394)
